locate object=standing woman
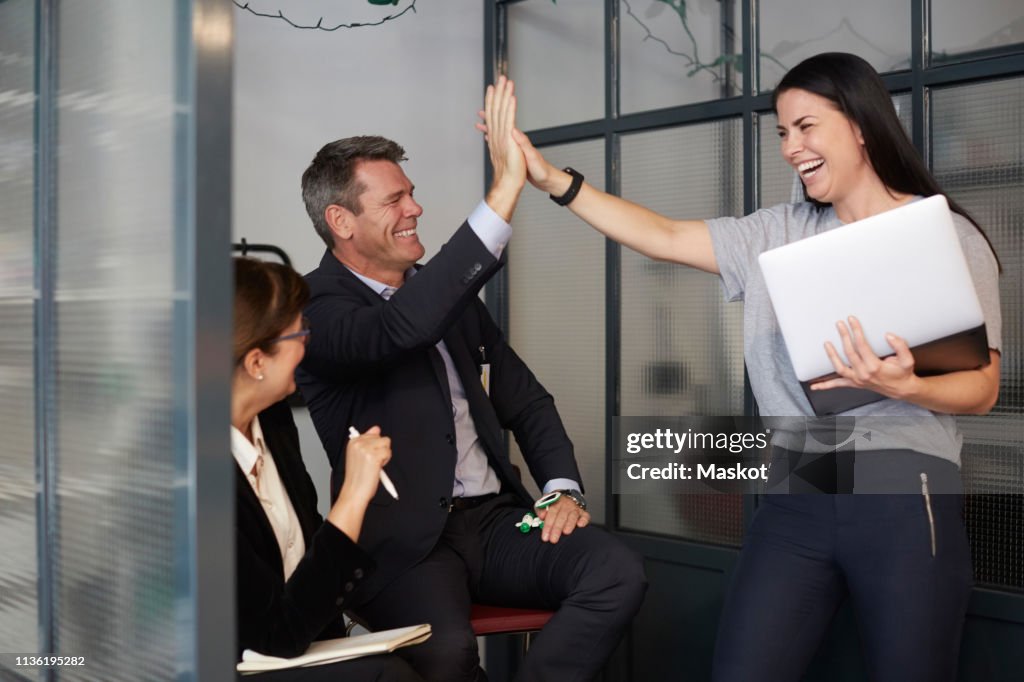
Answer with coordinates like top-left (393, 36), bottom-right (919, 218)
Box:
top-left (232, 257), bottom-right (424, 681)
top-left (489, 53), bottom-right (1001, 681)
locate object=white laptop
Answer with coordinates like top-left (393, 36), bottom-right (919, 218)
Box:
top-left (758, 195), bottom-right (990, 416)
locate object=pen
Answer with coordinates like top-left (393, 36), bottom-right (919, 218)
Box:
top-left (348, 426), bottom-right (399, 500)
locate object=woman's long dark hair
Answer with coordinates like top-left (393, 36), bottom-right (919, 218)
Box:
top-left (773, 52), bottom-right (1000, 271)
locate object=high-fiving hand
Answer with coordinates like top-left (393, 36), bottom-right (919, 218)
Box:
top-left (476, 87), bottom-right (561, 196)
top-left (479, 76), bottom-right (526, 220)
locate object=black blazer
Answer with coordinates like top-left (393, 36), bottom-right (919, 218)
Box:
top-left (236, 400), bottom-right (375, 660)
top-left (296, 222), bottom-right (582, 604)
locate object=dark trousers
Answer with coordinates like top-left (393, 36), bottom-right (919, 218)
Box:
top-left (712, 489), bottom-right (973, 682)
top-left (239, 653), bottom-right (424, 681)
top-left (352, 493), bottom-right (647, 682)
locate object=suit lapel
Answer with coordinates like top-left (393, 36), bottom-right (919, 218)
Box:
top-left (235, 465), bottom-right (283, 574)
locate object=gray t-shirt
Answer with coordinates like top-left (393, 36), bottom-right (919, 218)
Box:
top-left (706, 201), bottom-right (1002, 466)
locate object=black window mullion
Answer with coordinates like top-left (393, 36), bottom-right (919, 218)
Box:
top-left (484, 0), bottom-right (509, 333)
top-left (740, 0), bottom-right (761, 534)
top-left (911, 0), bottom-right (927, 156)
top-left (605, 0), bottom-right (622, 533)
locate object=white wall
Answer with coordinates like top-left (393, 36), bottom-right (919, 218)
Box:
top-left (233, 0), bottom-right (485, 273)
top-left (233, 1), bottom-right (485, 514)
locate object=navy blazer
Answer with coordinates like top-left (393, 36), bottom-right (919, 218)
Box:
top-left (236, 400), bottom-right (375, 660)
top-left (296, 222), bottom-right (582, 604)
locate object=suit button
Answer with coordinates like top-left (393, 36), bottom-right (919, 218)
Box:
top-left (439, 497), bottom-right (448, 508)
top-left (354, 568), bottom-right (364, 579)
top-left (446, 433), bottom-right (454, 444)
top-left (335, 597), bottom-right (344, 606)
top-left (344, 582), bottom-right (354, 593)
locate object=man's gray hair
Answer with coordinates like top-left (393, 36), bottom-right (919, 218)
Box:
top-left (301, 136), bottom-right (407, 249)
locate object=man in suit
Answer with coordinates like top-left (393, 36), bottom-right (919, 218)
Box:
top-left (295, 78), bottom-right (646, 682)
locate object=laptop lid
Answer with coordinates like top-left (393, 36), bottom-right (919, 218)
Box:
top-left (758, 195), bottom-right (989, 415)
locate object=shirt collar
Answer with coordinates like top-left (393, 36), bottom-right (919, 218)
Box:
top-left (231, 414), bottom-right (268, 476)
top-left (345, 265), bottom-right (418, 301)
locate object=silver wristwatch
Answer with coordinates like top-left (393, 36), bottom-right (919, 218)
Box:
top-left (556, 489), bottom-right (587, 511)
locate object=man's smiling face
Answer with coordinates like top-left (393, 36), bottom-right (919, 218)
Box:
top-left (340, 159), bottom-right (425, 283)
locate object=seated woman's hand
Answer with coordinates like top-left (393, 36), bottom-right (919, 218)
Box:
top-left (337, 426), bottom-right (392, 508)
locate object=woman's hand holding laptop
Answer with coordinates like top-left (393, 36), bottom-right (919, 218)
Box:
top-left (810, 315), bottom-right (917, 399)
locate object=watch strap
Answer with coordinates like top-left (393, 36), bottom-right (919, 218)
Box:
top-left (549, 167), bottom-right (584, 206)
top-left (555, 488), bottom-right (587, 511)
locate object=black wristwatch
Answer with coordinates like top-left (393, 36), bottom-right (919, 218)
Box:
top-left (556, 489), bottom-right (587, 512)
top-left (549, 167), bottom-right (584, 206)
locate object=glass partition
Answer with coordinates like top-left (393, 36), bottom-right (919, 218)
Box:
top-left (507, 139), bottom-right (608, 523)
top-left (51, 4), bottom-right (185, 678)
top-left (932, 77), bottom-right (1024, 591)
top-left (931, 0), bottom-right (1024, 63)
top-left (619, 0), bottom-right (742, 113)
top-left (0, 0), bottom-right (39, 661)
top-left (508, 0), bottom-right (605, 130)
top-left (618, 120), bottom-right (745, 545)
top-left (0, 2), bottom-right (234, 679)
top-left (758, 0), bottom-right (910, 91)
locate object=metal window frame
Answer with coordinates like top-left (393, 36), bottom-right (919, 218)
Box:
top-left (182, 0), bottom-right (236, 677)
top-left (488, 0), bottom-right (1024, 585)
top-left (33, 0), bottom-right (58, 670)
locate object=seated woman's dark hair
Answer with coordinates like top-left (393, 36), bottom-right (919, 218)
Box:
top-left (774, 52), bottom-right (1000, 270)
top-left (233, 257), bottom-right (310, 365)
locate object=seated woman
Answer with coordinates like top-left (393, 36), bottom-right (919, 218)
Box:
top-left (232, 257), bottom-right (423, 681)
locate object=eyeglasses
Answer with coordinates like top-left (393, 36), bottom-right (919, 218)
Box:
top-left (269, 317), bottom-right (311, 345)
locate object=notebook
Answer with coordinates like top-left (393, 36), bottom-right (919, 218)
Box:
top-left (758, 195), bottom-right (990, 416)
top-left (237, 623), bottom-right (432, 674)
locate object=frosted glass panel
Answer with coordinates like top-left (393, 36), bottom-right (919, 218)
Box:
top-left (932, 0), bottom-right (1024, 62)
top-left (0, 0), bottom-right (36, 294)
top-left (758, 93), bottom-right (912, 209)
top-left (507, 140), bottom-right (607, 523)
top-left (759, 1), bottom-right (910, 92)
top-left (932, 78), bottom-right (1023, 414)
top-left (508, 0), bottom-right (604, 130)
top-left (932, 78), bottom-right (1024, 591)
top-left (618, 121), bottom-right (745, 545)
top-left (56, 5), bottom-right (176, 295)
top-left (0, 0), bottom-right (39, 665)
top-left (619, 0), bottom-right (741, 113)
top-left (53, 4), bottom-right (183, 679)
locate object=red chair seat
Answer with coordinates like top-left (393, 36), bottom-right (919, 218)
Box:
top-left (469, 604), bottom-right (555, 636)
